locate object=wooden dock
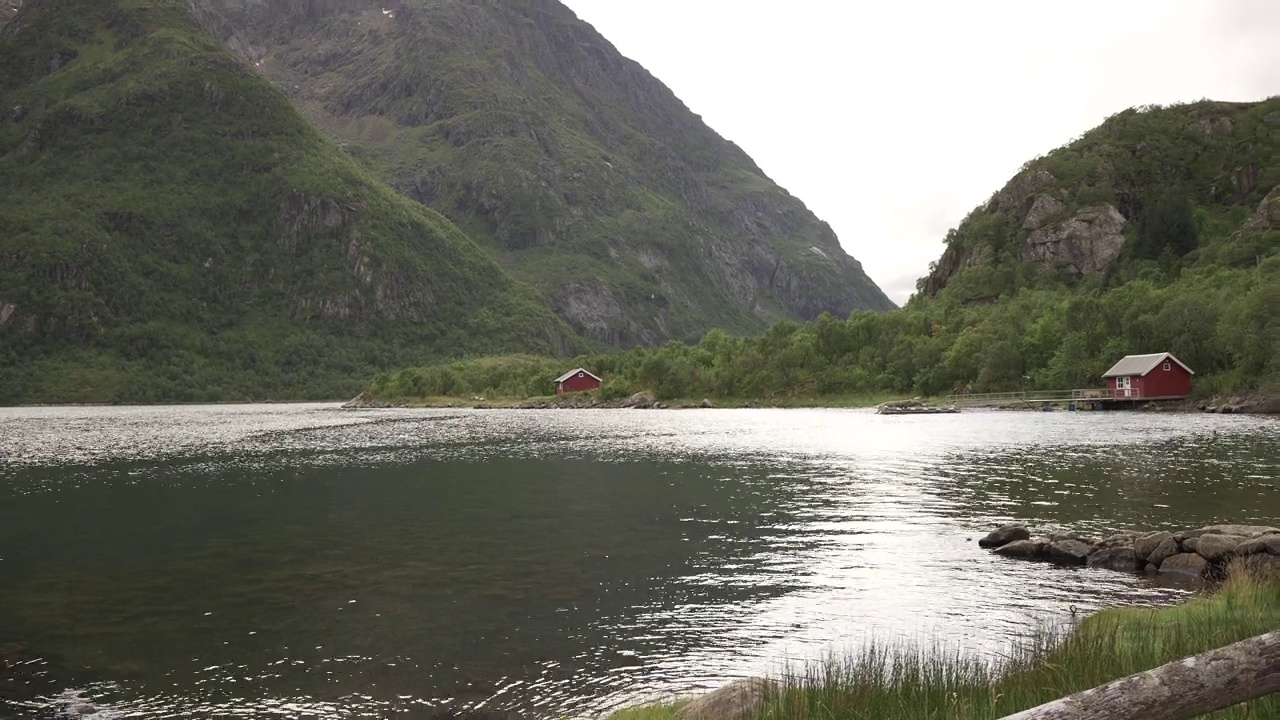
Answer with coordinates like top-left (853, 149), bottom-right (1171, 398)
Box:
top-left (945, 389), bottom-right (1189, 408)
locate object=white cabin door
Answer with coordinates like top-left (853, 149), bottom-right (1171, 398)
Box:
top-left (1116, 376), bottom-right (1131, 397)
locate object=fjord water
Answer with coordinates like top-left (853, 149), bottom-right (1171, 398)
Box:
top-left (1, 406), bottom-right (1276, 719)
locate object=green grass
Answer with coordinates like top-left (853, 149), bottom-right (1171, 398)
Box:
top-left (612, 572), bottom-right (1280, 720)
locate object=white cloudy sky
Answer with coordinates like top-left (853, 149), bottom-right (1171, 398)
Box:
top-left (560, 0), bottom-right (1280, 304)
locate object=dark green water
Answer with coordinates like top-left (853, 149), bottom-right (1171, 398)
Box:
top-left (0, 405), bottom-right (1276, 718)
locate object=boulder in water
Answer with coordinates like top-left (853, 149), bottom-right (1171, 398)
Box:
top-left (978, 524), bottom-right (1031, 548)
top-left (1159, 553), bottom-right (1209, 580)
top-left (1087, 547), bottom-right (1139, 571)
top-left (1045, 539), bottom-right (1093, 565)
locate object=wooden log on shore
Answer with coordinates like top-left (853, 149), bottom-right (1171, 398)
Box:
top-left (998, 630), bottom-right (1280, 720)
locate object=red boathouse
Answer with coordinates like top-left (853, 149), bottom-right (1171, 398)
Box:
top-left (1101, 352), bottom-right (1194, 400)
top-left (554, 368), bottom-right (602, 395)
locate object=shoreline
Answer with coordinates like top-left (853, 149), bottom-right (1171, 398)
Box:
top-left (340, 391), bottom-right (1280, 414)
top-left (977, 522), bottom-right (1280, 583)
top-left (606, 568), bottom-right (1278, 720)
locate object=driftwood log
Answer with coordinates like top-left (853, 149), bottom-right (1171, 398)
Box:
top-left (998, 630), bottom-right (1280, 720)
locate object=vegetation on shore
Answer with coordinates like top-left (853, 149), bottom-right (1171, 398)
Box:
top-left (366, 250), bottom-right (1276, 406)
top-left (609, 569), bottom-right (1280, 720)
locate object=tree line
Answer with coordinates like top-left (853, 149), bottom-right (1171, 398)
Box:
top-left (369, 257), bottom-right (1277, 403)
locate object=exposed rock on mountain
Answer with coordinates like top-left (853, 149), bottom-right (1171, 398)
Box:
top-left (184, 0), bottom-right (894, 344)
top-left (922, 99), bottom-right (1279, 299)
top-left (1019, 203), bottom-right (1128, 276)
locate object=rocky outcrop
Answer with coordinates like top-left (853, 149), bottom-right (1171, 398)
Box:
top-left (1019, 204), bottom-right (1127, 276)
top-left (978, 523), bottom-right (1280, 582)
top-left (1200, 391), bottom-right (1280, 414)
top-left (674, 678), bottom-right (775, 720)
top-left (2, 0), bottom-right (20, 25)
top-left (921, 100), bottom-right (1275, 297)
top-left (1239, 184), bottom-right (1280, 232)
top-left (340, 392), bottom-right (403, 409)
top-left (1020, 195), bottom-right (1067, 230)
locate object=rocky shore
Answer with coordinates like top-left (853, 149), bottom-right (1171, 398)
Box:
top-left (978, 523), bottom-right (1280, 582)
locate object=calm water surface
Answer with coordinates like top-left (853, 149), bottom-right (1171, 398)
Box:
top-left (0, 405), bottom-right (1277, 719)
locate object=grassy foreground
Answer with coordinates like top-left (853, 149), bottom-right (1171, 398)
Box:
top-left (610, 571), bottom-right (1279, 720)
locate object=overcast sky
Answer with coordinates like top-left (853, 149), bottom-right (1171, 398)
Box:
top-left (560, 0), bottom-right (1280, 304)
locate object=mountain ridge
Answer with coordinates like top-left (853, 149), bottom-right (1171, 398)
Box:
top-left (184, 0), bottom-right (894, 345)
top-left (0, 0), bottom-right (573, 403)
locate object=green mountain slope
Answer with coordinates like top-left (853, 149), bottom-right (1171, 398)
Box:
top-left (185, 0), bottom-right (894, 346)
top-left (0, 0), bottom-right (572, 404)
top-left (921, 99), bottom-right (1279, 301)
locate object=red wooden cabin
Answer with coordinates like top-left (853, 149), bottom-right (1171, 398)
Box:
top-left (554, 368), bottom-right (602, 395)
top-left (1101, 353), bottom-right (1194, 400)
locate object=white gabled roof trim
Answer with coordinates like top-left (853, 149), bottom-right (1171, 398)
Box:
top-left (554, 367), bottom-right (602, 383)
top-left (1102, 352), bottom-right (1195, 378)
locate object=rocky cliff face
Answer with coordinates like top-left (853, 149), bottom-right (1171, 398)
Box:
top-left (922, 99), bottom-right (1279, 298)
top-left (184, 0), bottom-right (894, 344)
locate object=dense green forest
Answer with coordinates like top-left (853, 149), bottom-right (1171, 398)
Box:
top-left (369, 100), bottom-right (1279, 405)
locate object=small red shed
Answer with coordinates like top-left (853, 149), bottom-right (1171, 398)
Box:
top-left (1101, 352), bottom-right (1194, 400)
top-left (554, 367), bottom-right (602, 395)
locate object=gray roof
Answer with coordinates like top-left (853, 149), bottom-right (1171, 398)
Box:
top-left (1102, 353), bottom-right (1194, 378)
top-left (554, 367), bottom-right (601, 383)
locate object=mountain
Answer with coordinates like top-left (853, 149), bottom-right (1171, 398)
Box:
top-left (183, 0), bottom-right (894, 346)
top-left (0, 0), bottom-right (573, 403)
top-left (364, 98), bottom-right (1279, 407)
top-left (920, 99), bottom-right (1279, 301)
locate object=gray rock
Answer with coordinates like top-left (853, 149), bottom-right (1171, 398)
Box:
top-left (700, 398), bottom-right (714, 409)
top-left (1047, 531), bottom-right (1097, 545)
top-left (1020, 203), bottom-right (1127, 277)
top-left (994, 539), bottom-right (1044, 558)
top-left (1183, 524), bottom-right (1280, 540)
top-left (979, 524), bottom-right (1031, 548)
top-left (1181, 537), bottom-right (1199, 553)
top-left (1087, 546), bottom-right (1139, 571)
top-left (1159, 553), bottom-right (1209, 579)
top-left (1147, 536), bottom-right (1180, 568)
top-left (674, 678), bottom-right (774, 720)
top-left (1238, 554), bottom-right (1280, 582)
top-left (1196, 533), bottom-right (1248, 562)
top-left (1021, 194), bottom-right (1068, 230)
top-left (1134, 531), bottom-right (1173, 561)
top-left (1095, 532), bottom-right (1138, 550)
top-left (1045, 539), bottom-right (1093, 565)
top-left (1235, 534), bottom-right (1280, 556)
top-left (624, 391), bottom-right (657, 409)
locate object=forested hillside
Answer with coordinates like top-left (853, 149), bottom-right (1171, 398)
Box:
top-left (185, 0), bottom-right (894, 346)
top-left (369, 101), bottom-right (1279, 405)
top-left (0, 0), bottom-right (572, 404)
